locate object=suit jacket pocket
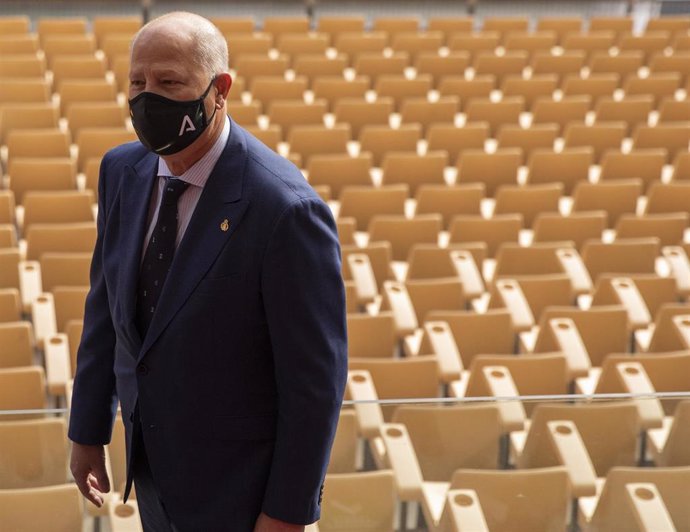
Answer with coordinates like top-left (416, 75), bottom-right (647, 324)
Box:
top-left (213, 413), bottom-right (277, 441)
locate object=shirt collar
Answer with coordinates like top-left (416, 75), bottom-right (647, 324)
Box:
top-left (157, 116), bottom-right (230, 188)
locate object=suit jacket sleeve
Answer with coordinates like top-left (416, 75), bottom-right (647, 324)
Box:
top-left (259, 197), bottom-right (348, 524)
top-left (68, 153), bottom-right (118, 445)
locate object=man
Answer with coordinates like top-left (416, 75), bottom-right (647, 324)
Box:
top-left (68, 12), bottom-right (347, 532)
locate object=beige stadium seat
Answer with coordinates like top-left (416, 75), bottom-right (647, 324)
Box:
top-left (427, 17), bottom-right (474, 43)
top-left (22, 191), bottom-right (94, 231)
top-left (41, 34), bottom-right (96, 67)
top-left (532, 211), bottom-right (607, 250)
top-left (427, 122), bottom-right (489, 164)
top-left (24, 222), bottom-right (97, 261)
top-left (244, 125), bottom-right (281, 152)
top-left (399, 96), bottom-right (458, 134)
top-left (589, 51), bottom-right (644, 82)
top-left (0, 15), bottom-right (30, 34)
top-left (438, 75), bottom-right (495, 112)
top-left (572, 179), bottom-right (642, 228)
top-left (267, 100), bottom-right (326, 139)
top-left (250, 76), bottom-right (307, 111)
top-left (375, 75), bottom-right (432, 111)
top-left (581, 237), bottom-right (660, 281)
top-left (391, 32), bottom-right (444, 62)
top-left (456, 148), bottom-right (521, 197)
top-left (50, 54), bottom-right (107, 88)
top-left (465, 97), bottom-right (524, 137)
top-left (531, 51), bottom-right (585, 85)
top-left (262, 16), bottom-right (309, 38)
top-left (287, 124), bottom-right (350, 166)
top-left (312, 76), bottom-right (369, 111)
top-left (333, 98), bottom-right (393, 138)
top-left (0, 366), bottom-right (46, 418)
top-left (0, 35), bottom-right (37, 59)
top-left (599, 149), bottom-right (666, 191)
top-left (594, 95), bottom-right (653, 135)
top-left (227, 34), bottom-right (271, 67)
top-left (380, 151), bottom-right (448, 196)
top-left (414, 51), bottom-right (470, 88)
top-left (492, 242), bottom-right (583, 282)
top-left (36, 17), bottom-right (87, 40)
top-left (0, 418), bottom-right (68, 488)
top-left (672, 151), bottom-right (690, 181)
top-left (0, 79), bottom-right (51, 104)
top-left (58, 78), bottom-right (118, 115)
top-left (392, 405), bottom-right (504, 480)
top-left (227, 101), bottom-right (260, 127)
top-left (648, 401), bottom-right (690, 467)
top-left (334, 32), bottom-right (387, 65)
top-left (563, 122), bottom-right (626, 163)
top-left (532, 96), bottom-right (590, 135)
top-left (39, 252), bottom-right (92, 292)
top-left (619, 32), bottom-right (672, 63)
top-left (76, 127), bottom-right (137, 172)
top-left (52, 286), bottom-right (88, 332)
top-left (536, 16), bottom-right (583, 44)
top-left (8, 157), bottom-right (76, 204)
top-left (346, 313), bottom-right (396, 358)
top-left (633, 123), bottom-right (690, 163)
top-left (6, 129), bottom-right (71, 165)
top-left (615, 213), bottom-right (687, 246)
top-left (341, 241), bottom-right (395, 293)
top-left (100, 34), bottom-right (134, 68)
top-left (449, 467), bottom-right (571, 532)
top-left (0, 289), bottom-right (22, 323)
top-left (372, 16), bottom-right (420, 42)
top-left (562, 73), bottom-right (619, 107)
top-left (504, 32), bottom-right (557, 61)
top-left (359, 124), bottom-right (421, 167)
top-left (501, 75), bottom-right (558, 110)
top-left (339, 185), bottom-right (408, 230)
top-left (276, 33), bottom-right (329, 61)
top-left (526, 147), bottom-right (593, 194)
top-left (649, 52), bottom-right (690, 86)
top-left (406, 242), bottom-right (486, 281)
top-left (292, 54), bottom-right (347, 86)
top-left (582, 466), bottom-right (690, 532)
top-left (516, 402), bottom-right (641, 491)
top-left (66, 101), bottom-right (127, 137)
top-left (111, 54), bottom-right (130, 93)
top-left (624, 73), bottom-right (681, 107)
top-left (448, 214), bottom-right (522, 258)
top-left (0, 227), bottom-right (17, 249)
top-left (92, 15), bottom-right (141, 46)
top-left (354, 52), bottom-right (409, 86)
top-left (307, 153), bottom-right (372, 198)
top-left (233, 54), bottom-right (289, 85)
top-left (0, 322), bottom-right (33, 369)
top-left (0, 54), bottom-right (46, 78)
top-left (318, 471), bottom-right (396, 532)
top-left (645, 182), bottom-right (690, 215)
top-left (646, 15), bottom-right (690, 34)
top-left (493, 183), bottom-right (563, 228)
top-left (448, 32), bottom-right (501, 62)
top-left (0, 102), bottom-right (60, 144)
top-left (562, 32), bottom-right (616, 62)
top-left (0, 248), bottom-right (20, 290)
top-left (473, 51), bottom-right (528, 85)
top-left (210, 16), bottom-right (255, 34)
top-left (317, 15), bottom-right (366, 40)
top-left (657, 98), bottom-right (690, 123)
top-left (0, 192), bottom-right (16, 225)
top-left (497, 124), bottom-right (558, 163)
top-left (415, 184), bottom-right (484, 229)
top-left (0, 484), bottom-right (84, 532)
top-left (369, 213), bottom-right (442, 261)
top-left (483, 16), bottom-right (530, 41)
top-left (589, 16), bottom-right (634, 39)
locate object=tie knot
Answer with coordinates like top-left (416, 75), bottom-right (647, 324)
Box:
top-left (162, 178), bottom-right (189, 205)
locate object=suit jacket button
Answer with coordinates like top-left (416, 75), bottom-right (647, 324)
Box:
top-left (137, 364), bottom-right (149, 376)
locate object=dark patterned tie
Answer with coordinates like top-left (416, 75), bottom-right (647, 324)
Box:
top-left (135, 177), bottom-right (189, 337)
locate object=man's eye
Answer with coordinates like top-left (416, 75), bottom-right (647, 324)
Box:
top-left (162, 80), bottom-right (180, 85)
top-left (130, 80), bottom-right (144, 87)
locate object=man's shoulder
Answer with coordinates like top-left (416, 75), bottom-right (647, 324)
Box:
top-left (239, 126), bottom-right (321, 209)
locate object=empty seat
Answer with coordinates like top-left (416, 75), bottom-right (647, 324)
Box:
top-left (581, 237), bottom-right (660, 281)
top-left (22, 191), bottom-right (95, 230)
top-left (354, 52), bottom-right (409, 85)
top-left (0, 484), bottom-right (83, 532)
top-left (493, 184), bottom-right (563, 228)
top-left (624, 73), bottom-right (681, 106)
top-left (312, 77), bottom-right (370, 111)
top-left (307, 153), bottom-right (373, 198)
top-left (359, 124), bottom-right (421, 167)
top-left (415, 52), bottom-right (470, 88)
top-left (532, 96), bottom-right (590, 135)
top-left (293, 54), bottom-right (347, 86)
top-left (465, 97), bottom-right (524, 136)
top-left (571, 179), bottom-right (642, 228)
top-left (615, 213), bottom-right (687, 246)
top-left (25, 223), bottom-right (97, 261)
top-left (8, 158), bottom-right (77, 204)
top-left (531, 51), bottom-right (585, 84)
top-left (0, 366), bottom-right (46, 418)
top-left (595, 95), bottom-right (653, 135)
top-left (562, 73), bottom-right (619, 106)
top-left (399, 97), bottom-right (458, 135)
top-left (646, 182), bottom-right (690, 214)
top-left (368, 215), bottom-right (442, 261)
top-left (532, 211), bottom-right (607, 250)
top-left (267, 100), bottom-right (326, 139)
top-left (633, 123), bottom-right (690, 163)
top-left (380, 151), bottom-right (448, 196)
top-left (599, 149), bottom-right (666, 191)
top-left (496, 124), bottom-right (558, 163)
top-left (333, 98), bottom-right (393, 138)
top-left (438, 75), bottom-right (495, 112)
top-left (339, 185), bottom-right (408, 231)
top-left (449, 214), bottom-right (521, 257)
top-left (456, 149), bottom-right (521, 197)
top-left (501, 75), bottom-right (558, 110)
top-left (415, 184), bottom-right (484, 229)
top-left (448, 32), bottom-right (500, 61)
top-left (527, 147), bottom-right (593, 194)
top-left (473, 52), bottom-right (528, 85)
top-left (250, 76), bottom-right (307, 111)
top-left (0, 322), bottom-right (33, 368)
top-left (427, 123), bottom-right (489, 165)
top-left (288, 124), bottom-right (350, 166)
top-left (563, 122), bottom-right (626, 163)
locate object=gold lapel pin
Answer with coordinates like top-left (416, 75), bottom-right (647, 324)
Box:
top-left (220, 219), bottom-right (230, 232)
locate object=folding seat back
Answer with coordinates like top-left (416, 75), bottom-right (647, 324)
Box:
top-left (438, 75), bottom-right (495, 111)
top-left (0, 366), bottom-right (46, 419)
top-left (333, 97), bottom-right (393, 138)
top-left (25, 222), bottom-right (97, 261)
top-left (531, 51), bottom-right (585, 84)
top-left (288, 124), bottom-right (350, 166)
top-left (22, 191), bottom-right (95, 230)
top-left (532, 211), bottom-right (606, 250)
top-left (615, 213), bottom-right (687, 246)
top-left (599, 149), bottom-right (666, 192)
top-left (532, 95), bottom-right (590, 134)
top-left (581, 237), bottom-right (660, 281)
top-left (632, 124), bottom-right (690, 163)
top-left (427, 122), bottom-right (489, 164)
top-left (380, 151), bottom-right (448, 196)
top-left (262, 16), bottom-right (310, 39)
top-left (307, 153), bottom-right (372, 198)
top-left (571, 179), bottom-right (642, 228)
top-left (346, 313), bottom-right (396, 359)
top-left (496, 123), bottom-right (558, 163)
top-left (267, 100), bottom-right (326, 138)
top-left (562, 73), bottom-right (618, 106)
top-left (456, 148), bottom-right (521, 197)
top-left (465, 97), bottom-right (524, 136)
top-left (0, 484), bottom-right (83, 532)
top-left (415, 184), bottom-right (484, 229)
top-left (399, 96), bottom-right (458, 135)
top-left (563, 122), bottom-right (626, 162)
top-left (0, 322), bottom-right (34, 368)
top-left (448, 214), bottom-right (521, 257)
top-left (368, 215), bottom-right (442, 261)
top-left (414, 52), bottom-right (470, 87)
top-left (359, 124), bottom-right (421, 167)
top-left (0, 103), bottom-right (59, 144)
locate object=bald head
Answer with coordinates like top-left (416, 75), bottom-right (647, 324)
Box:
top-left (132, 12), bottom-right (228, 79)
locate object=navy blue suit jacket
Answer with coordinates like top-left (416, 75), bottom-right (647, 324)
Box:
top-left (68, 119), bottom-right (348, 529)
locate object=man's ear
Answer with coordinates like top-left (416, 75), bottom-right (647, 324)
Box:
top-left (214, 73), bottom-right (233, 105)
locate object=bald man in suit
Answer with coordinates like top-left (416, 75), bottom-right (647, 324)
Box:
top-left (69, 12), bottom-right (347, 531)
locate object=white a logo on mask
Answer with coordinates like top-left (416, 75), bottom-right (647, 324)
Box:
top-left (178, 115), bottom-right (196, 136)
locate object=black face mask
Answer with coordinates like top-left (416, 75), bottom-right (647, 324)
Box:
top-left (128, 78), bottom-right (217, 156)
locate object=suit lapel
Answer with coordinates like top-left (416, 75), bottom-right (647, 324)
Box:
top-left (118, 153), bottom-right (158, 351)
top-left (139, 120), bottom-right (250, 359)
